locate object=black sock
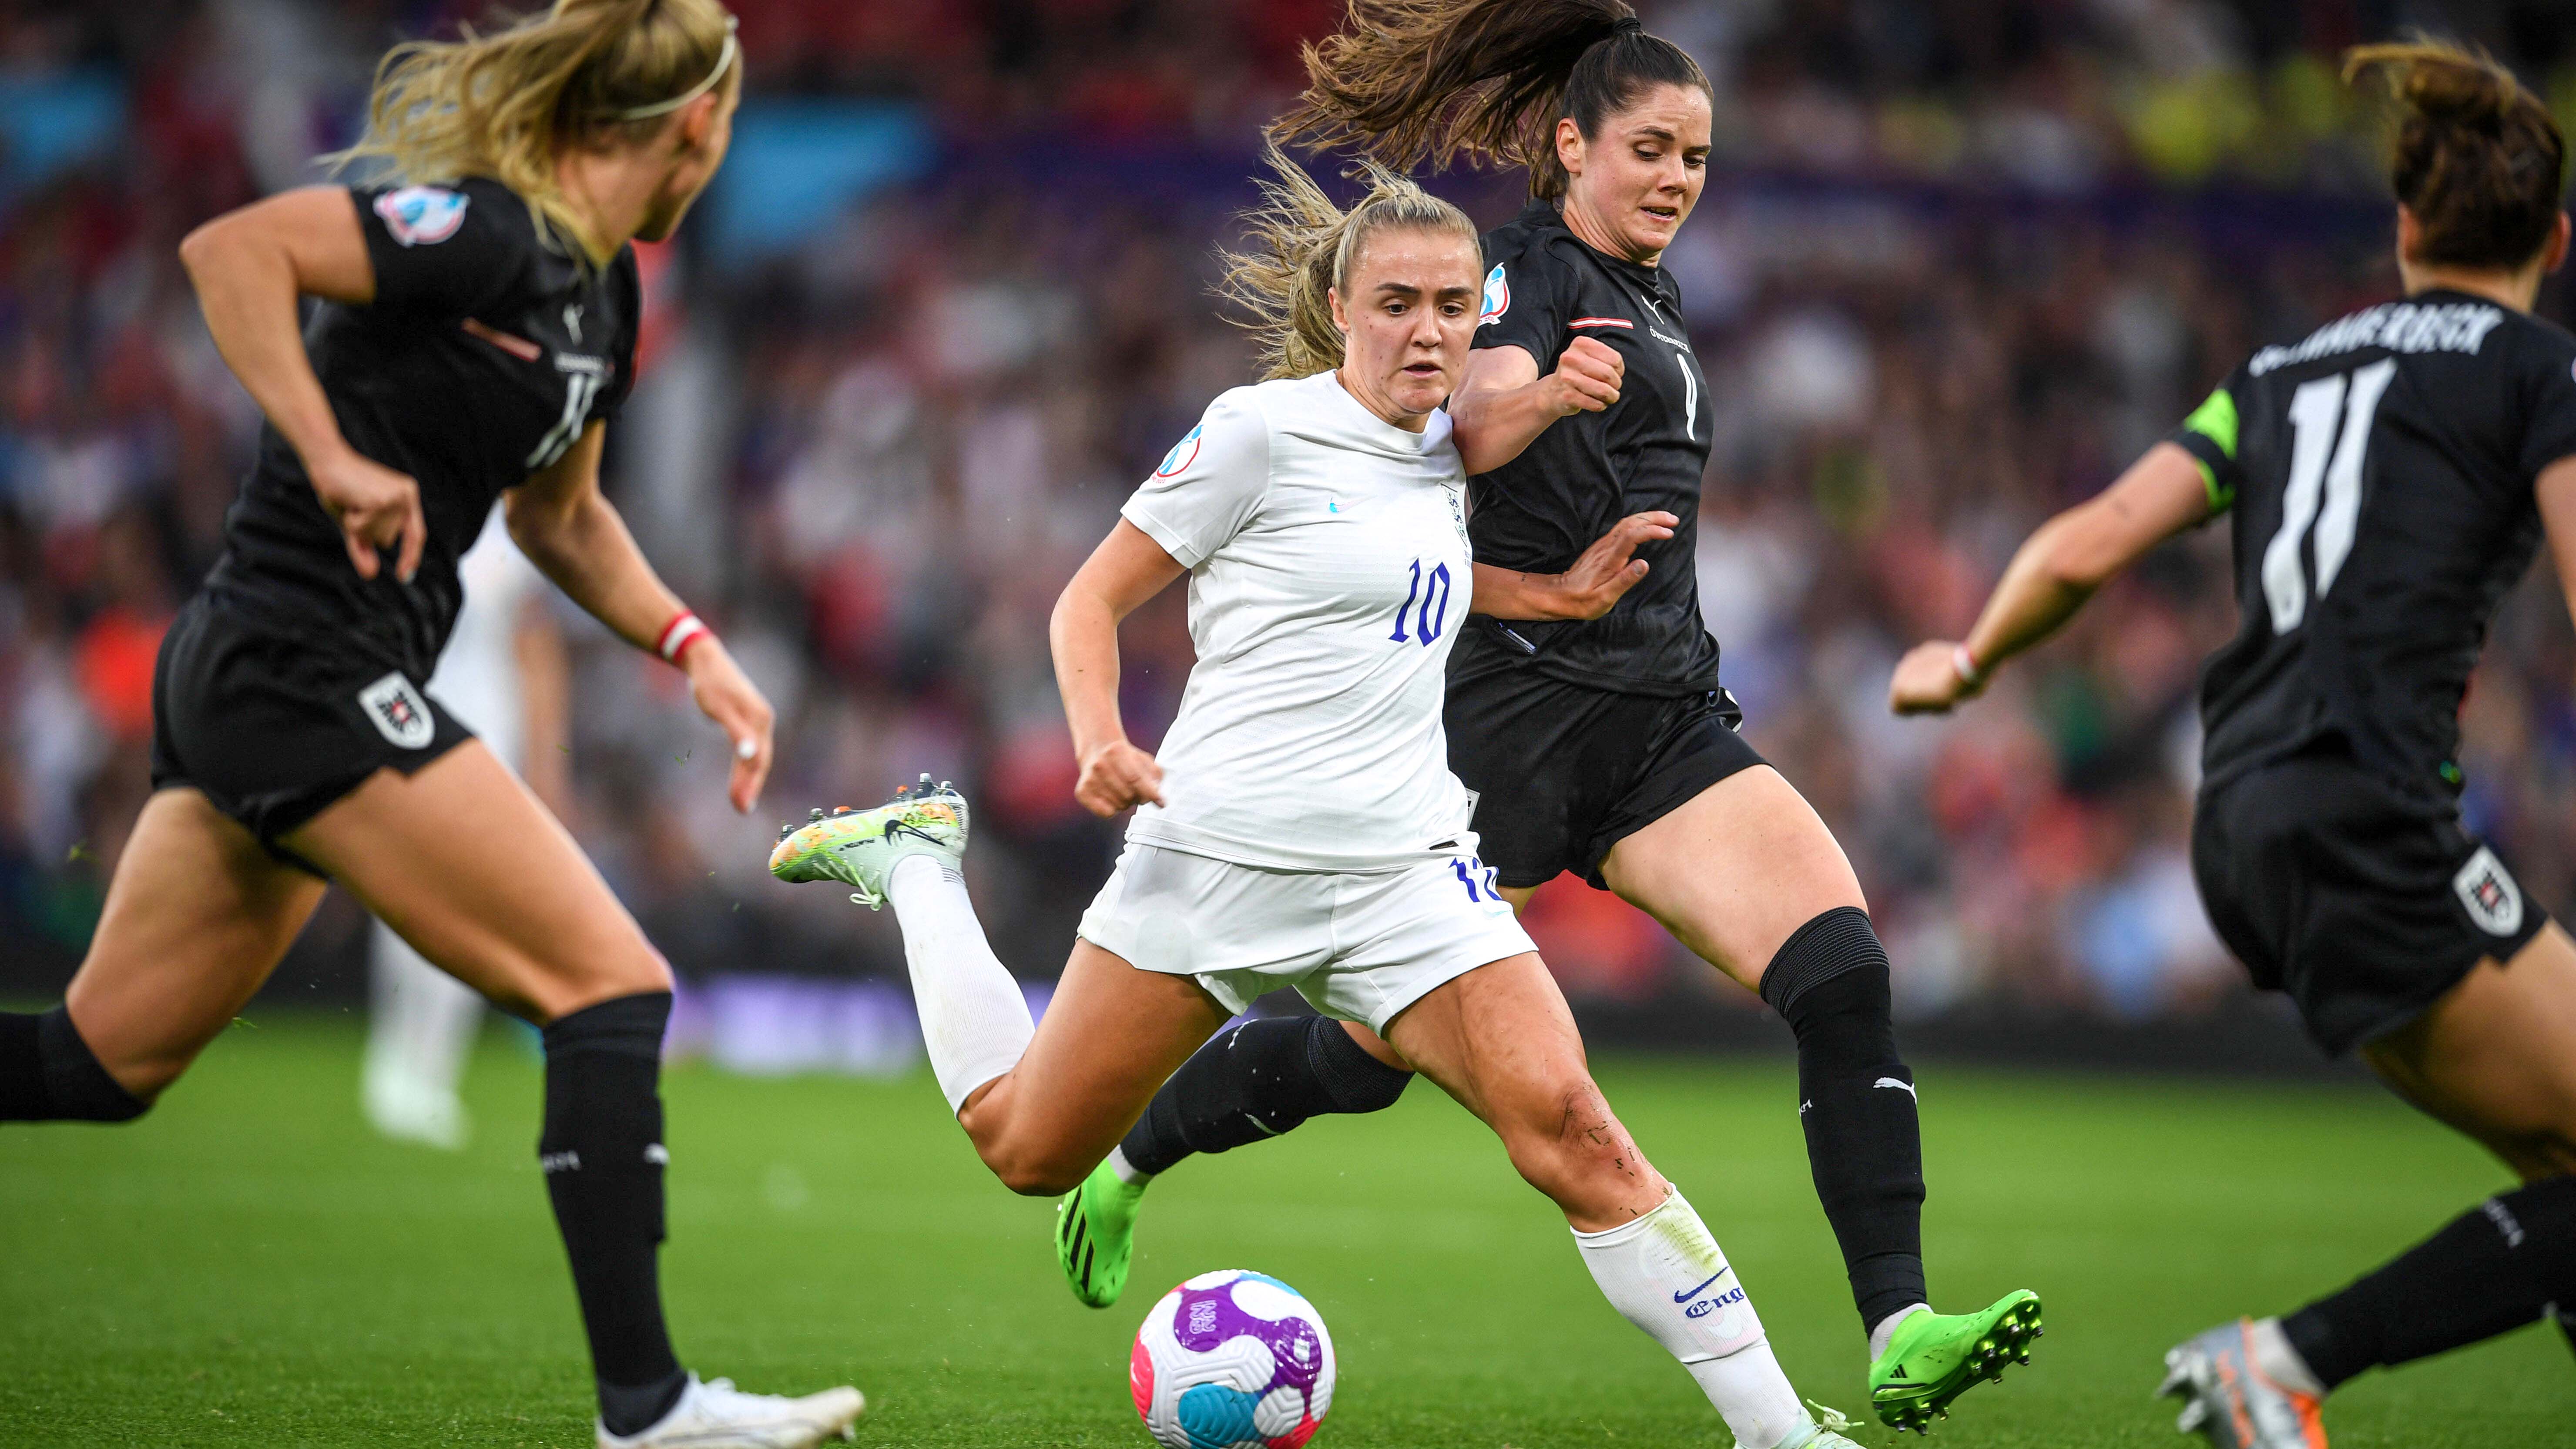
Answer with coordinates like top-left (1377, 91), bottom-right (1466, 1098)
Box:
top-left (0, 1008), bottom-right (149, 1123)
top-left (1759, 907), bottom-right (1928, 1334)
top-left (1120, 1016), bottom-right (1413, 1177)
top-left (540, 992), bottom-right (687, 1435)
top-left (2281, 1176), bottom-right (2576, 1389)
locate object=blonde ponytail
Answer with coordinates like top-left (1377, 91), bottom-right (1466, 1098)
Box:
top-left (1217, 143), bottom-right (1480, 380)
top-left (327, 0), bottom-right (738, 262)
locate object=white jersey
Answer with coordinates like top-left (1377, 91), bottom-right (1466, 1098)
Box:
top-left (1119, 370), bottom-right (1476, 872)
top-left (429, 506), bottom-right (543, 771)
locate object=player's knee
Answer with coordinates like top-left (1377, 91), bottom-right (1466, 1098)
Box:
top-left (984, 1141), bottom-right (1084, 1197)
top-left (1503, 1075), bottom-right (1649, 1204)
top-left (530, 942), bottom-right (674, 1025)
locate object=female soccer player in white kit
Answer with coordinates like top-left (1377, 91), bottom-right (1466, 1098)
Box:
top-left (769, 153), bottom-right (1862, 1449)
top-left (362, 505), bottom-right (567, 1148)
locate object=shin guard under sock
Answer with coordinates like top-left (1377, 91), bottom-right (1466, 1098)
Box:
top-left (540, 992), bottom-right (686, 1434)
top-left (0, 1008), bottom-right (148, 1123)
top-left (1120, 1016), bottom-right (1413, 1177)
top-left (2282, 1176), bottom-right (2576, 1389)
top-left (1758, 907), bottom-right (1928, 1332)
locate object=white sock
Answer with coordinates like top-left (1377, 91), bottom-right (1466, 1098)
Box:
top-left (885, 855), bottom-right (1035, 1113)
top-left (1573, 1187), bottom-right (1810, 1449)
top-left (2247, 1316), bottom-right (2327, 1399)
top-left (1106, 1144), bottom-right (1153, 1187)
top-left (1868, 1302), bottom-right (1930, 1362)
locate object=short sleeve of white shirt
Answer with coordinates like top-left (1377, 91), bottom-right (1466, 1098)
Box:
top-left (1121, 389), bottom-right (1271, 569)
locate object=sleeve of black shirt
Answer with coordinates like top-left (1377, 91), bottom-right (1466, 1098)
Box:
top-left (350, 178), bottom-right (533, 319)
top-left (2168, 362), bottom-right (2251, 513)
top-left (1471, 231), bottom-right (1567, 371)
top-left (2517, 328), bottom-right (2576, 481)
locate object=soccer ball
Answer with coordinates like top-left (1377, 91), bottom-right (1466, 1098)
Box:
top-left (1130, 1269), bottom-right (1335, 1449)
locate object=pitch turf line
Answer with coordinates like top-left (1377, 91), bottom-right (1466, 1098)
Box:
top-left (0, 1018), bottom-right (2566, 1446)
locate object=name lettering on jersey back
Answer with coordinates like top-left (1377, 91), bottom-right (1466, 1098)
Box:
top-left (2249, 300), bottom-right (2506, 376)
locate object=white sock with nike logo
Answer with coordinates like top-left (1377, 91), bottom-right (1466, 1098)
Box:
top-left (886, 855), bottom-right (1035, 1113)
top-left (1573, 1187), bottom-right (1810, 1449)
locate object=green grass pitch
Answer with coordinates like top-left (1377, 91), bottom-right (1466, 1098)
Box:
top-left (2, 1016), bottom-right (2567, 1447)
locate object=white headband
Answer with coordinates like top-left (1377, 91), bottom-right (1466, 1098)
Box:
top-left (614, 17), bottom-right (738, 120)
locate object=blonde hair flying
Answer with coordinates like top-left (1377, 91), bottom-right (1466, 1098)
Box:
top-left (1218, 142), bottom-right (1481, 380)
top-left (327, 0), bottom-right (739, 262)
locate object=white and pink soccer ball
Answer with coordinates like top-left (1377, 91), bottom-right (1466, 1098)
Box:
top-left (1130, 1270), bottom-right (1335, 1449)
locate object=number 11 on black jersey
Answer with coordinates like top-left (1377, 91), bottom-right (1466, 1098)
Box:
top-left (2262, 358), bottom-right (2398, 634)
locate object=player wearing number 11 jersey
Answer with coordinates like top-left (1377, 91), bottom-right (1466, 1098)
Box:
top-left (1892, 40), bottom-right (2576, 1449)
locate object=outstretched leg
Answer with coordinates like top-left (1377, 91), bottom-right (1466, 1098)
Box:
top-left (1603, 767), bottom-right (2038, 1429)
top-left (299, 745), bottom-right (860, 1446)
top-left (2160, 929), bottom-right (2576, 1449)
top-left (3, 788), bottom-right (324, 1121)
top-left (774, 790), bottom-right (1233, 1192)
top-left (1382, 951), bottom-right (1846, 1449)
top-left (1058, 1014), bottom-right (1414, 1306)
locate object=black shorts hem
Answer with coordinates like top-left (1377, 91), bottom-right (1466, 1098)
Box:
top-left (151, 596), bottom-right (475, 874)
top-left (2193, 751), bottom-right (2550, 1057)
top-left (1449, 669), bottom-right (1765, 891)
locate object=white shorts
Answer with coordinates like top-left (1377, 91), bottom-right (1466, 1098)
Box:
top-left (1076, 843), bottom-right (1536, 1033)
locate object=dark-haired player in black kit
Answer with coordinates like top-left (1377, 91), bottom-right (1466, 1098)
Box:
top-left (0, 3), bottom-right (860, 1446)
top-left (1893, 40), bottom-right (2576, 1449)
top-left (1052, 2), bottom-right (2040, 1434)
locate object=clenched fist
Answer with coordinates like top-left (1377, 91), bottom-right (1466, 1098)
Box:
top-left (1544, 336), bottom-right (1623, 416)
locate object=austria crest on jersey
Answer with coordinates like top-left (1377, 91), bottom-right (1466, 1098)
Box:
top-left (1477, 262), bottom-right (1509, 327)
top-left (374, 186), bottom-right (469, 247)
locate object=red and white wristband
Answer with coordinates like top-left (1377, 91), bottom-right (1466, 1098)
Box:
top-left (1952, 643), bottom-right (1985, 690)
top-left (654, 610), bottom-right (713, 666)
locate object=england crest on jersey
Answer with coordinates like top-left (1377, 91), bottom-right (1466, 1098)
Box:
top-left (1478, 263), bottom-right (1509, 327)
top-left (375, 186), bottom-right (469, 247)
top-left (358, 671), bottom-right (436, 750)
top-left (2452, 845), bottom-right (2525, 936)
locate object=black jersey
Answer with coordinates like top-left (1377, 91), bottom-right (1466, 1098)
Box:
top-left (2173, 289), bottom-right (2576, 798)
top-left (1457, 199), bottom-right (1722, 696)
top-left (203, 177), bottom-right (640, 681)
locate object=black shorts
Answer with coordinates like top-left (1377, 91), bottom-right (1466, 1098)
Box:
top-left (2192, 748), bottom-right (2547, 1056)
top-left (1444, 667), bottom-right (1765, 890)
top-left (151, 595), bottom-right (472, 872)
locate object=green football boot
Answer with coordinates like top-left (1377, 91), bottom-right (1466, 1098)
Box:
top-left (768, 774), bottom-right (969, 908)
top-left (1868, 1289), bottom-right (2044, 1433)
top-left (1055, 1156), bottom-right (1148, 1309)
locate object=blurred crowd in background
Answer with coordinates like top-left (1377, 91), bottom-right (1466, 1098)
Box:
top-left (9, 0), bottom-right (2576, 1043)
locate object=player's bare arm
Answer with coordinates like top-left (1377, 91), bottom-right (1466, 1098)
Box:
top-left (1449, 337), bottom-right (1623, 476)
top-left (2530, 455), bottom-right (2576, 631)
top-left (179, 186), bottom-right (426, 584)
top-left (1469, 509), bottom-right (1677, 621)
top-left (506, 419), bottom-right (774, 812)
top-left (1049, 519), bottom-right (1184, 816)
top-left (1890, 440), bottom-right (2212, 715)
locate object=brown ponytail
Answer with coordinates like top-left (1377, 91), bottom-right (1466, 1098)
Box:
top-left (327, 0), bottom-right (739, 262)
top-left (1272, 0), bottom-right (1710, 199)
top-left (2345, 39), bottom-right (2566, 270)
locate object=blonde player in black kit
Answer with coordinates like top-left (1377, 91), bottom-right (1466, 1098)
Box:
top-left (1054, 1), bottom-right (2039, 1434)
top-left (0, 3), bottom-right (862, 1446)
top-left (1892, 41), bottom-right (2576, 1449)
